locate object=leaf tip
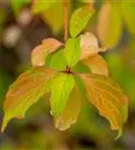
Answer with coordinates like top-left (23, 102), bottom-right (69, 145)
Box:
top-left (114, 129), bottom-right (122, 140)
top-left (1, 115), bottom-right (9, 133)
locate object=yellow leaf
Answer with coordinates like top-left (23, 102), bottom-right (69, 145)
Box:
top-left (82, 54), bottom-right (109, 76)
top-left (42, 0), bottom-right (71, 34)
top-left (80, 32), bottom-right (106, 60)
top-left (2, 67), bottom-right (57, 132)
top-left (80, 74), bottom-right (128, 138)
top-left (121, 1), bottom-right (135, 35)
top-left (97, 1), bottom-right (122, 48)
top-left (55, 85), bottom-right (82, 131)
top-left (31, 38), bottom-right (63, 66)
top-left (32, 0), bottom-right (57, 14)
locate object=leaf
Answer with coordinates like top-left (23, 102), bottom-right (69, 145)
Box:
top-left (50, 73), bottom-right (74, 117)
top-left (121, 1), bottom-right (135, 35)
top-left (72, 61), bottom-right (90, 73)
top-left (2, 67), bottom-right (56, 132)
top-left (32, 0), bottom-right (57, 14)
top-left (70, 6), bottom-right (94, 37)
top-left (97, 1), bottom-right (122, 48)
top-left (64, 38), bottom-right (81, 67)
top-left (49, 49), bottom-right (67, 70)
top-left (80, 74), bottom-right (128, 138)
top-left (55, 85), bottom-right (82, 130)
top-left (33, 0), bottom-right (71, 34)
top-left (42, 1), bottom-right (64, 34)
top-left (31, 38), bottom-right (63, 67)
top-left (80, 32), bottom-right (106, 60)
top-left (82, 54), bottom-right (109, 76)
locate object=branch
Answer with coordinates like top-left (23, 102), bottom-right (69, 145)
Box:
top-left (63, 0), bottom-right (69, 42)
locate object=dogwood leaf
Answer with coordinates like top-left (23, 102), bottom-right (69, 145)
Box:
top-left (55, 85), bottom-right (82, 130)
top-left (42, 1), bottom-right (65, 34)
top-left (50, 73), bottom-right (74, 117)
top-left (64, 38), bottom-right (81, 67)
top-left (80, 32), bottom-right (106, 60)
top-left (49, 49), bottom-right (67, 70)
top-left (70, 6), bottom-right (94, 37)
top-left (97, 1), bottom-right (122, 48)
top-left (82, 54), bottom-right (109, 76)
top-left (31, 38), bottom-right (63, 66)
top-left (32, 0), bottom-right (57, 14)
top-left (121, 1), bottom-right (135, 35)
top-left (2, 67), bottom-right (56, 132)
top-left (80, 73), bottom-right (128, 139)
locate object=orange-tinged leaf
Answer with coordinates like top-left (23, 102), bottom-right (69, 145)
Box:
top-left (80, 32), bottom-right (106, 60)
top-left (97, 1), bottom-right (122, 48)
top-left (2, 67), bottom-right (57, 132)
top-left (80, 74), bottom-right (128, 138)
top-left (82, 54), bottom-right (109, 76)
top-left (55, 85), bottom-right (82, 131)
top-left (31, 38), bottom-right (63, 66)
top-left (81, 32), bottom-right (98, 48)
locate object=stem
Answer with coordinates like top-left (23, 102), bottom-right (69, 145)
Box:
top-left (63, 0), bottom-right (69, 42)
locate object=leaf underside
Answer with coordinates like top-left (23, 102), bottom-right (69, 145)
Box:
top-left (31, 38), bottom-right (63, 67)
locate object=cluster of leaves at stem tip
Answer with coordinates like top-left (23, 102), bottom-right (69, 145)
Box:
top-left (2, 0), bottom-right (128, 140)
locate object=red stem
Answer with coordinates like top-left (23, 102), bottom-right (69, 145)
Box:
top-left (63, 0), bottom-right (69, 42)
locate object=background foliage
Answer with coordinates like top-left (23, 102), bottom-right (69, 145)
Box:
top-left (0, 0), bottom-right (135, 149)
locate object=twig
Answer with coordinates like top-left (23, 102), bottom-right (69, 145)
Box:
top-left (63, 0), bottom-right (69, 42)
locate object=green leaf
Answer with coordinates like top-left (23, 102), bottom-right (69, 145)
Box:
top-left (55, 85), bottom-right (82, 130)
top-left (2, 67), bottom-right (56, 132)
top-left (11, 0), bottom-right (30, 16)
top-left (32, 0), bottom-right (57, 14)
top-left (70, 6), bottom-right (94, 37)
top-left (50, 73), bottom-right (74, 117)
top-left (72, 61), bottom-right (90, 73)
top-left (49, 49), bottom-right (67, 70)
top-left (73, 75), bottom-right (86, 100)
top-left (97, 1), bottom-right (122, 48)
top-left (64, 38), bottom-right (81, 67)
top-left (121, 1), bottom-right (135, 35)
top-left (80, 73), bottom-right (128, 139)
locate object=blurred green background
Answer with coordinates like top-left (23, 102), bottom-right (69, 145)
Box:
top-left (0, 0), bottom-right (135, 149)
